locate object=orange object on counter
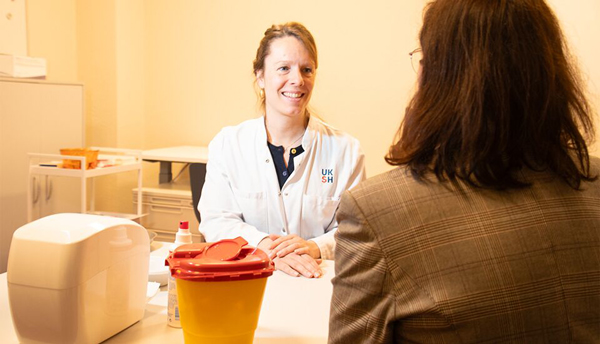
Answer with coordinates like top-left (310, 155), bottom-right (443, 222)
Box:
top-left (60, 148), bottom-right (99, 169)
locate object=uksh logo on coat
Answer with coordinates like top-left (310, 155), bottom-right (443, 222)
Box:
top-left (321, 169), bottom-right (334, 183)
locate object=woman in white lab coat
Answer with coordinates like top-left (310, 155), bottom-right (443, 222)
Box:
top-left (199, 22), bottom-right (365, 278)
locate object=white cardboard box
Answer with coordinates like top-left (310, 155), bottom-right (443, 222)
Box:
top-left (0, 54), bottom-right (46, 79)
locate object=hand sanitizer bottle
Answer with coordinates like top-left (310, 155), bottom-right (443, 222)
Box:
top-left (168, 221), bottom-right (192, 328)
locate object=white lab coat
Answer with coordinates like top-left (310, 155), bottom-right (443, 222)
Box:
top-left (198, 116), bottom-right (366, 259)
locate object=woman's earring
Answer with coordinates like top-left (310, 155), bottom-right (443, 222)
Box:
top-left (259, 88), bottom-right (264, 98)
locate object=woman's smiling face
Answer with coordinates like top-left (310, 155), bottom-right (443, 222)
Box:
top-left (256, 36), bottom-right (316, 120)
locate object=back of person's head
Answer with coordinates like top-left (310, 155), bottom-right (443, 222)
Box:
top-left (387, 0), bottom-right (596, 190)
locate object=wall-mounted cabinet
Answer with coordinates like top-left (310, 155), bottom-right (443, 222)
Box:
top-left (0, 78), bottom-right (84, 273)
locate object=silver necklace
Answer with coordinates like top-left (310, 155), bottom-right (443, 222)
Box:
top-left (283, 132), bottom-right (304, 153)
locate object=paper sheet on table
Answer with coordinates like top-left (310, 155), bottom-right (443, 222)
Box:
top-left (146, 282), bottom-right (161, 302)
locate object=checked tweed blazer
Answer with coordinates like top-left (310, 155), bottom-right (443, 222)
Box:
top-left (329, 158), bottom-right (600, 343)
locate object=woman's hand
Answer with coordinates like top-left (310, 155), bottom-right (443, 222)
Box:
top-left (273, 252), bottom-right (323, 278)
top-left (257, 234), bottom-right (281, 255)
top-left (269, 234), bottom-right (321, 259)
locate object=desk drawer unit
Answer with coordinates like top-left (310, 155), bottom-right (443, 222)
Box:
top-left (132, 187), bottom-right (203, 242)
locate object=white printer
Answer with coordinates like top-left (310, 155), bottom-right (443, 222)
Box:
top-left (7, 213), bottom-right (150, 344)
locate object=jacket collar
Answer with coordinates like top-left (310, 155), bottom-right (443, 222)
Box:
top-left (257, 115), bottom-right (318, 154)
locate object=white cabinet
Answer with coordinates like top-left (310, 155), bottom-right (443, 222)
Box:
top-left (0, 78), bottom-right (84, 273)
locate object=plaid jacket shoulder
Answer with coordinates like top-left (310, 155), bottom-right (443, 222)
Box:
top-left (330, 159), bottom-right (600, 343)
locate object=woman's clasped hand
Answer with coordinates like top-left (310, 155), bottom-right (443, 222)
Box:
top-left (258, 234), bottom-right (323, 278)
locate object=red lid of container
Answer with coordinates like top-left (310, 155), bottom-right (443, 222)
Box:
top-left (165, 237), bottom-right (275, 282)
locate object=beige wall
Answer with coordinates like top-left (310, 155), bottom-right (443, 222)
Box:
top-left (548, 0), bottom-right (600, 153)
top-left (25, 0), bottom-right (600, 212)
top-left (26, 0), bottom-right (78, 81)
top-left (143, 0), bottom-right (426, 177)
top-left (27, 0), bottom-right (146, 212)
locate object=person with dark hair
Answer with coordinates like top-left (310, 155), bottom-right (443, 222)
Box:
top-left (329, 0), bottom-right (600, 342)
top-left (199, 22), bottom-right (365, 278)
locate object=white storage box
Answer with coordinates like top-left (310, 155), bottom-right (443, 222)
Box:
top-left (0, 54), bottom-right (47, 79)
top-left (7, 213), bottom-right (149, 344)
top-left (133, 187), bottom-right (203, 242)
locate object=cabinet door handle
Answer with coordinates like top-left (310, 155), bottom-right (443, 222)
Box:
top-left (45, 175), bottom-right (52, 201)
top-left (32, 176), bottom-right (40, 204)
top-left (150, 205), bottom-right (183, 214)
top-left (149, 197), bottom-right (181, 206)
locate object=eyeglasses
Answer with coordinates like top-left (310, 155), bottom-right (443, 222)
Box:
top-left (409, 48), bottom-right (423, 73)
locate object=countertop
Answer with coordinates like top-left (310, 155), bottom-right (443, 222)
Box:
top-left (1, 241), bottom-right (333, 343)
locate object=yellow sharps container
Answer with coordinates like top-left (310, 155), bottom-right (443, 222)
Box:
top-left (166, 237), bottom-right (275, 344)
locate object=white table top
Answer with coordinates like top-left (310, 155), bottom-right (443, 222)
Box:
top-left (142, 146), bottom-right (208, 164)
top-left (0, 243), bottom-right (333, 343)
